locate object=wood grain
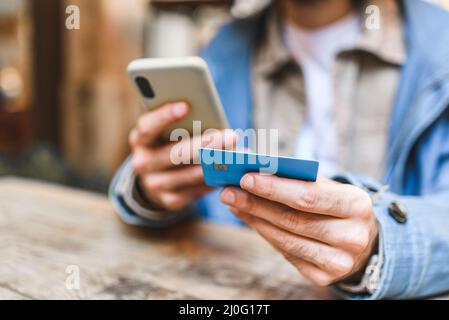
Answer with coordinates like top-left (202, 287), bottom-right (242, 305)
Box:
top-left (0, 177), bottom-right (339, 300)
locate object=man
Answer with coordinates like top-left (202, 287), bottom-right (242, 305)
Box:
top-left (110, 0), bottom-right (449, 299)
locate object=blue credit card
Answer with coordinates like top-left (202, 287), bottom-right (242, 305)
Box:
top-left (199, 148), bottom-right (319, 188)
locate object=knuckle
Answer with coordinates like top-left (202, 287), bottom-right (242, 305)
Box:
top-left (307, 247), bottom-right (321, 264)
top-left (313, 274), bottom-right (335, 287)
top-left (259, 177), bottom-right (276, 198)
top-left (161, 194), bottom-right (185, 211)
top-left (342, 228), bottom-right (370, 252)
top-left (144, 177), bottom-right (163, 192)
top-left (209, 131), bottom-right (225, 147)
top-left (295, 189), bottom-right (318, 210)
top-left (132, 155), bottom-right (148, 174)
top-left (193, 165), bottom-right (205, 178)
top-left (266, 179), bottom-right (275, 198)
top-left (187, 168), bottom-right (204, 185)
top-left (137, 116), bottom-right (151, 135)
top-left (332, 196), bottom-right (350, 215)
top-left (293, 263), bottom-right (307, 277)
top-left (327, 254), bottom-right (354, 276)
top-left (279, 210), bottom-right (301, 231)
top-left (321, 251), bottom-right (336, 268)
top-left (158, 106), bottom-right (175, 124)
top-left (276, 233), bottom-right (299, 253)
top-left (128, 129), bottom-right (139, 148)
top-left (283, 254), bottom-right (297, 265)
top-left (241, 192), bottom-right (256, 213)
top-left (355, 191), bottom-right (373, 218)
top-left (313, 221), bottom-right (331, 240)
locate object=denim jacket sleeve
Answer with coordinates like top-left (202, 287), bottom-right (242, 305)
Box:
top-left (332, 173), bottom-right (449, 300)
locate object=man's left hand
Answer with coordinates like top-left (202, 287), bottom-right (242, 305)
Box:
top-left (220, 174), bottom-right (379, 286)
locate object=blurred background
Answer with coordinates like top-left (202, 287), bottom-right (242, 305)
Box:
top-left (0, 0), bottom-right (269, 193)
top-left (0, 0), bottom-right (448, 193)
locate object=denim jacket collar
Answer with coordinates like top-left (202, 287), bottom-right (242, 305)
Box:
top-left (385, 0), bottom-right (449, 190)
top-left (254, 0), bottom-right (406, 80)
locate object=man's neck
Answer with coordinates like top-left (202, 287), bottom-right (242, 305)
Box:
top-left (280, 0), bottom-right (356, 29)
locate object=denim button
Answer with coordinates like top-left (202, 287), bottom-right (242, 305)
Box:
top-left (388, 202), bottom-right (408, 224)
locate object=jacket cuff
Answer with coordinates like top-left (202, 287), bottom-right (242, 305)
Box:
top-left (331, 173), bottom-right (427, 299)
top-left (368, 191), bottom-right (427, 299)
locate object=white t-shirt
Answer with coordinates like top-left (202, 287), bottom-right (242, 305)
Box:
top-left (284, 13), bottom-right (361, 177)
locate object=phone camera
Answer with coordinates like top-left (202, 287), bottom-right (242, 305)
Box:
top-left (135, 76), bottom-right (155, 99)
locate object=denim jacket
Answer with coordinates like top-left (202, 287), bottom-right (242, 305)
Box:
top-left (110, 0), bottom-right (449, 299)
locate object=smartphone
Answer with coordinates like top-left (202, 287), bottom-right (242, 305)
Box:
top-left (127, 57), bottom-right (229, 141)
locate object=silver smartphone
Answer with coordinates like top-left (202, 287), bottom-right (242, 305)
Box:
top-left (127, 57), bottom-right (229, 142)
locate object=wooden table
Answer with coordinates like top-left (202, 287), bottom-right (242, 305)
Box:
top-left (0, 177), bottom-right (338, 300)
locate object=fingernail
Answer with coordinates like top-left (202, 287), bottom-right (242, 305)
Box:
top-left (172, 102), bottom-right (187, 118)
top-left (221, 189), bottom-right (236, 205)
top-left (241, 175), bottom-right (255, 189)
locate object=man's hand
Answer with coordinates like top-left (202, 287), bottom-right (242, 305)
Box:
top-left (220, 174), bottom-right (378, 286)
top-left (130, 102), bottom-right (236, 211)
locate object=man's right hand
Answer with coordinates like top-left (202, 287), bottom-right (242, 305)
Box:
top-left (129, 101), bottom-right (236, 212)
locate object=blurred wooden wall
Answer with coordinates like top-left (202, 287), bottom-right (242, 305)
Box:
top-left (29, 0), bottom-right (64, 149)
top-left (61, 0), bottom-right (146, 178)
top-left (0, 0), bottom-right (33, 153)
top-left (61, 0), bottom-right (232, 180)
